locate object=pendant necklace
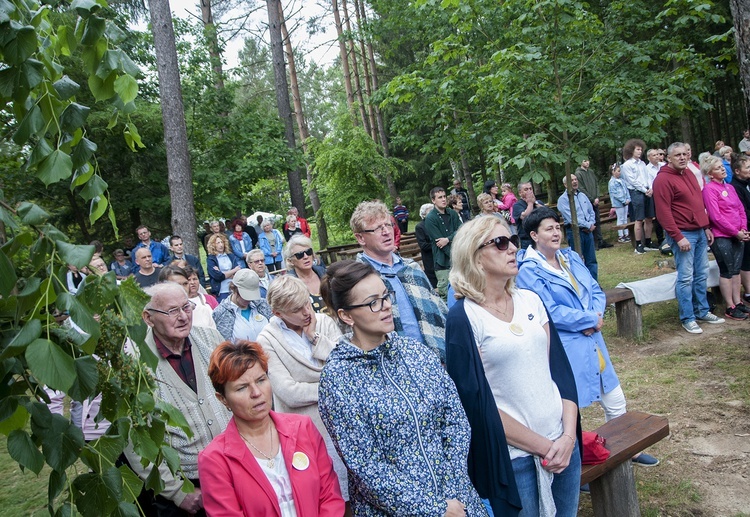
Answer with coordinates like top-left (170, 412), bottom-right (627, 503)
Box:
top-left (240, 425), bottom-right (276, 468)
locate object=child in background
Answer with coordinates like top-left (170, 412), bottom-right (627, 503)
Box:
top-left (608, 163), bottom-right (631, 243)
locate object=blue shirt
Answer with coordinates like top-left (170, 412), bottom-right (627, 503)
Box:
top-left (360, 253), bottom-right (423, 343)
top-left (557, 190), bottom-right (596, 228)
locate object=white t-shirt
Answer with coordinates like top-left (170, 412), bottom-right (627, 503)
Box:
top-left (465, 290), bottom-right (564, 459)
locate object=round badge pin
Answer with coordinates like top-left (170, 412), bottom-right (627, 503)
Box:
top-left (255, 313), bottom-right (265, 321)
top-left (721, 190), bottom-right (728, 197)
top-left (509, 323), bottom-right (524, 336)
top-left (292, 451), bottom-right (310, 471)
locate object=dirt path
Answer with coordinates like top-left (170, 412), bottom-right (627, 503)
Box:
top-left (578, 320), bottom-right (750, 516)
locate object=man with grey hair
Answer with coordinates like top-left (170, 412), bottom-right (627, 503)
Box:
top-left (653, 142), bottom-right (725, 334)
top-left (558, 174), bottom-right (598, 280)
top-left (125, 282), bottom-right (228, 515)
top-left (351, 200), bottom-right (447, 360)
top-left (512, 181), bottom-right (545, 249)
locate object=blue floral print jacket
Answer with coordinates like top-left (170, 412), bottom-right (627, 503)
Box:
top-left (319, 333), bottom-right (487, 516)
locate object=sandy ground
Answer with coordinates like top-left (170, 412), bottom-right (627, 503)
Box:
top-left (578, 319), bottom-right (750, 516)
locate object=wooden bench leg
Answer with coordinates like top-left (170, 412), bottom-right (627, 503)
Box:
top-left (590, 461), bottom-right (641, 517)
top-left (615, 298), bottom-right (643, 339)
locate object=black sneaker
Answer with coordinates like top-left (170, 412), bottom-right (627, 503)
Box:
top-left (599, 241), bottom-right (614, 249)
top-left (736, 303), bottom-right (750, 314)
top-left (725, 306), bottom-right (748, 321)
top-left (634, 244), bottom-right (645, 255)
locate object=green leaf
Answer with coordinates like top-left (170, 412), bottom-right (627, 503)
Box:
top-left (0, 404), bottom-right (29, 435)
top-left (118, 466), bottom-right (143, 505)
top-left (125, 123), bottom-right (144, 149)
top-left (106, 110), bottom-right (119, 129)
top-left (71, 137), bottom-right (97, 169)
top-left (49, 469), bottom-right (67, 503)
top-left (114, 75), bottom-right (138, 104)
top-left (72, 467), bottom-right (121, 516)
top-left (60, 102), bottom-right (90, 131)
top-left (71, 163), bottom-right (94, 188)
top-left (89, 434), bottom-right (127, 466)
top-left (4, 25), bottom-right (37, 65)
top-left (68, 356), bottom-right (99, 402)
top-left (56, 241), bottom-right (94, 270)
top-left (17, 201), bottom-right (49, 225)
top-left (78, 270), bottom-right (118, 313)
top-left (0, 249), bottom-right (17, 297)
top-left (89, 195), bottom-right (108, 224)
top-left (70, 0), bottom-right (100, 17)
top-left (80, 15), bottom-right (106, 45)
top-left (36, 150), bottom-right (74, 186)
top-left (156, 401), bottom-right (192, 436)
top-left (160, 445), bottom-right (180, 474)
top-left (0, 319), bottom-right (42, 360)
top-left (88, 72), bottom-right (115, 101)
top-left (95, 50), bottom-right (120, 79)
top-left (38, 413), bottom-right (85, 471)
top-left (13, 104), bottom-right (44, 145)
top-left (112, 501), bottom-right (140, 517)
top-left (55, 292), bottom-right (100, 344)
top-left (144, 464), bottom-right (164, 494)
top-left (79, 174), bottom-right (107, 201)
top-left (53, 75), bottom-right (80, 99)
top-left (20, 59), bottom-right (44, 90)
top-left (28, 138), bottom-right (53, 167)
top-left (7, 429), bottom-right (45, 474)
top-left (26, 339), bottom-right (76, 391)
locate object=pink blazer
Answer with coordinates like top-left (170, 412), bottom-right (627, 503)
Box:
top-left (198, 411), bottom-right (345, 516)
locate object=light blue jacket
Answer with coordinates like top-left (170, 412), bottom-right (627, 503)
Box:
top-left (228, 232), bottom-right (254, 262)
top-left (557, 190), bottom-right (596, 228)
top-left (516, 247), bottom-right (620, 408)
top-left (608, 177), bottom-right (631, 208)
top-left (257, 229), bottom-right (284, 265)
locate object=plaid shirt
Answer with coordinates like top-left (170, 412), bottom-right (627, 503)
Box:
top-left (357, 253), bottom-right (447, 361)
top-left (154, 335), bottom-right (197, 393)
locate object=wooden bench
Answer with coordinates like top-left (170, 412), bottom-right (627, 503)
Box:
top-left (581, 412), bottom-right (670, 517)
top-left (604, 267), bottom-right (721, 339)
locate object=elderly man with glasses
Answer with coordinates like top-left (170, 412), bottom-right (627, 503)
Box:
top-left (124, 282), bottom-right (228, 516)
top-left (350, 200), bottom-right (448, 361)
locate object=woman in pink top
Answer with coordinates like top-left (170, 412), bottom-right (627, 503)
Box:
top-left (701, 156), bottom-right (750, 320)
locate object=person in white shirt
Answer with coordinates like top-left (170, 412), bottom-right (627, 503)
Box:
top-left (620, 139), bottom-right (656, 254)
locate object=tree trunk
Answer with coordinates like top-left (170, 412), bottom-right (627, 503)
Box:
top-left (67, 190), bottom-right (91, 242)
top-left (148, 0), bottom-right (199, 255)
top-left (199, 0), bottom-right (224, 90)
top-left (279, 9), bottom-right (328, 248)
top-left (459, 148), bottom-right (477, 213)
top-left (730, 0), bottom-right (750, 124)
top-left (332, 0), bottom-right (357, 125)
top-left (342, 0), bottom-right (370, 134)
top-left (266, 0), bottom-right (306, 217)
top-left (353, 0), bottom-right (378, 140)
top-left (359, 5), bottom-right (390, 157)
top-left (679, 114), bottom-right (692, 143)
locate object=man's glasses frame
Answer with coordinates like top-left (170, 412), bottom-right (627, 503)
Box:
top-left (146, 301), bottom-right (196, 319)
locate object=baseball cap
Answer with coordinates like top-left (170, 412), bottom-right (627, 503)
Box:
top-left (232, 269), bottom-right (261, 301)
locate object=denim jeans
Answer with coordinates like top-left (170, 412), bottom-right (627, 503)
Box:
top-left (511, 441), bottom-right (581, 517)
top-left (667, 230), bottom-right (710, 323)
top-left (566, 229), bottom-right (598, 282)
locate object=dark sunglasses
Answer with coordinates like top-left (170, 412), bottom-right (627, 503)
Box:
top-left (478, 235), bottom-right (520, 251)
top-left (293, 247), bottom-right (314, 260)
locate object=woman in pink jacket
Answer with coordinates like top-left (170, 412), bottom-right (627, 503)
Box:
top-left (701, 156), bottom-right (750, 320)
top-left (198, 340), bottom-right (345, 516)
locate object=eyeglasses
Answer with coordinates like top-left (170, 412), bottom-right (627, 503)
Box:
top-left (361, 223), bottom-right (394, 234)
top-left (342, 291), bottom-right (395, 313)
top-left (478, 235), bottom-right (520, 251)
top-left (146, 301), bottom-right (196, 319)
top-left (293, 248), bottom-right (314, 260)
top-left (250, 259), bottom-right (265, 264)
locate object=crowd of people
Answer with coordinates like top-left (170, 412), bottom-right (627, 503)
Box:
top-left (53, 132), bottom-right (750, 516)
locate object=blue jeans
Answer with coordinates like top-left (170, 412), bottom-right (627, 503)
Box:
top-left (566, 229), bottom-right (598, 282)
top-left (667, 230), bottom-right (710, 323)
top-left (512, 441), bottom-right (581, 517)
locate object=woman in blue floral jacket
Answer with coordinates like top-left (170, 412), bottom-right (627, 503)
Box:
top-left (319, 260), bottom-right (487, 517)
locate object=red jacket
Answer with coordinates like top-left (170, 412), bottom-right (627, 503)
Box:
top-left (199, 412), bottom-right (344, 516)
top-left (653, 164), bottom-right (710, 242)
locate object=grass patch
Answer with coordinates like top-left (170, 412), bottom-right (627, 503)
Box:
top-left (0, 436), bottom-right (52, 515)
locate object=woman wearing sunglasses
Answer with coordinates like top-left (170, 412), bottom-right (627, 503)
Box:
top-left (318, 260), bottom-right (487, 517)
top-left (516, 208), bottom-right (658, 466)
top-left (285, 235), bottom-right (327, 312)
top-left (446, 215), bottom-right (582, 517)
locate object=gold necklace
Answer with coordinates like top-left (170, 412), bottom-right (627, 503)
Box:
top-left (240, 424), bottom-right (276, 468)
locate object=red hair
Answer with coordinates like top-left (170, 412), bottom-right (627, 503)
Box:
top-left (208, 340), bottom-right (269, 395)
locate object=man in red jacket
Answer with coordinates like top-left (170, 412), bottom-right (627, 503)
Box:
top-left (653, 142), bottom-right (725, 334)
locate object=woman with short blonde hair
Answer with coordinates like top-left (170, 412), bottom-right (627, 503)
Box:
top-left (284, 235), bottom-right (327, 313)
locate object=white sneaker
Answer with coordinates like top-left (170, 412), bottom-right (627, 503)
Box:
top-left (682, 321), bottom-right (703, 334)
top-left (697, 312), bottom-right (725, 324)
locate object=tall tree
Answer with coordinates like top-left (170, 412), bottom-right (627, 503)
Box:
top-left (730, 0), bottom-right (750, 123)
top-left (280, 9), bottom-right (329, 247)
top-left (199, 0), bottom-right (225, 89)
top-left (266, 0), bottom-right (307, 216)
top-left (332, 0), bottom-right (357, 124)
top-left (148, 0), bottom-right (199, 254)
top-left (342, 0), bottom-right (371, 134)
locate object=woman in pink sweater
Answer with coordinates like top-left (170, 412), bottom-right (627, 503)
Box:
top-left (701, 156), bottom-right (750, 320)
